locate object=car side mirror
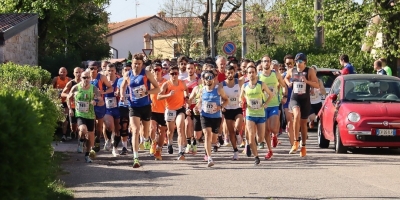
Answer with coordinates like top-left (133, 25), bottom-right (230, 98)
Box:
top-left (328, 93), bottom-right (337, 102)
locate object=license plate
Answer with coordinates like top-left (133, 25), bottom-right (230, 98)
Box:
top-left (376, 129), bottom-right (396, 136)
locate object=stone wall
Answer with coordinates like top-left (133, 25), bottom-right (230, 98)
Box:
top-left (3, 24), bottom-right (38, 66)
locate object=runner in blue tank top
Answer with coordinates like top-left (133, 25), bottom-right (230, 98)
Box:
top-left (197, 70), bottom-right (229, 167)
top-left (120, 54), bottom-right (160, 168)
top-left (88, 61), bottom-right (113, 153)
top-left (282, 54), bottom-right (296, 147)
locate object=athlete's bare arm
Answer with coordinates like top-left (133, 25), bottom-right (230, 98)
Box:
top-left (262, 82), bottom-right (274, 107)
top-left (218, 84), bottom-right (229, 109)
top-left (157, 82), bottom-right (170, 100)
top-left (100, 74), bottom-right (114, 94)
top-left (306, 68), bottom-right (320, 89)
top-left (66, 85), bottom-right (77, 109)
top-left (238, 78), bottom-right (244, 89)
top-left (145, 70), bottom-right (161, 95)
top-left (120, 72), bottom-right (129, 97)
top-left (93, 87), bottom-right (104, 106)
top-left (239, 84), bottom-right (246, 106)
top-left (52, 77), bottom-right (58, 88)
top-left (319, 79), bottom-right (327, 95)
top-left (188, 86), bottom-right (198, 104)
top-left (284, 68), bottom-right (293, 87)
top-left (61, 81), bottom-right (73, 98)
top-left (276, 72), bottom-right (288, 96)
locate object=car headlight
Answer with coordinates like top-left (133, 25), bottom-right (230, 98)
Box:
top-left (347, 112), bottom-right (360, 122)
top-left (346, 124), bottom-right (355, 130)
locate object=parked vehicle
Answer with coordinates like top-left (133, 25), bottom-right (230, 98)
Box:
top-left (316, 68), bottom-right (339, 100)
top-left (318, 74), bottom-right (400, 153)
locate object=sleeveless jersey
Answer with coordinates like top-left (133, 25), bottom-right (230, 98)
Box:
top-left (223, 79), bottom-right (240, 109)
top-left (128, 68), bottom-right (151, 107)
top-left (150, 78), bottom-right (167, 113)
top-left (75, 84), bottom-right (95, 119)
top-left (201, 86), bottom-right (221, 118)
top-left (185, 77), bottom-right (199, 110)
top-left (117, 78), bottom-right (130, 107)
top-left (69, 79), bottom-right (78, 109)
top-left (244, 81), bottom-right (265, 118)
top-left (90, 73), bottom-right (105, 99)
top-left (310, 79), bottom-right (322, 104)
top-left (258, 72), bottom-right (279, 107)
top-left (56, 76), bottom-right (69, 102)
top-left (291, 67), bottom-right (311, 100)
top-left (165, 80), bottom-right (185, 110)
top-left (103, 78), bottom-right (119, 109)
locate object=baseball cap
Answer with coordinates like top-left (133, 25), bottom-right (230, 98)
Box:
top-left (295, 53), bottom-right (307, 61)
top-left (88, 61), bottom-right (99, 67)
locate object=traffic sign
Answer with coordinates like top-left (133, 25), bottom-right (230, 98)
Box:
top-left (142, 49), bottom-right (152, 57)
top-left (222, 42), bottom-right (236, 55)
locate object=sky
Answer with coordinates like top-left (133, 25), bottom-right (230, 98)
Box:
top-left (106, 0), bottom-right (165, 22)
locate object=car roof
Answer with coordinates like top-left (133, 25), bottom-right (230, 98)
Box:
top-left (343, 74), bottom-right (400, 81)
top-left (316, 68), bottom-right (339, 72)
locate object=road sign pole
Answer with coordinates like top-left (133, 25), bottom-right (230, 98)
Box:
top-left (210, 0), bottom-right (215, 58)
top-left (241, 0), bottom-right (247, 57)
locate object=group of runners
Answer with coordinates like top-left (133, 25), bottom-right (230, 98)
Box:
top-left (54, 52), bottom-right (325, 168)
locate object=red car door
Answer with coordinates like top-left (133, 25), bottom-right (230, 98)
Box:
top-left (322, 79), bottom-right (341, 139)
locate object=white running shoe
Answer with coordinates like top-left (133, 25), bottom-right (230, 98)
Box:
top-left (207, 158), bottom-right (214, 167)
top-left (233, 151), bottom-right (239, 160)
top-left (77, 142), bottom-right (84, 153)
top-left (85, 156), bottom-right (93, 163)
top-left (112, 147), bottom-right (119, 157)
top-left (104, 140), bottom-right (111, 151)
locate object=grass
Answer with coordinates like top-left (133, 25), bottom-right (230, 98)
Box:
top-left (46, 152), bottom-right (74, 200)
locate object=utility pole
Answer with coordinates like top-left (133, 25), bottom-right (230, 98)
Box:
top-left (209, 0), bottom-right (215, 58)
top-left (314, 0), bottom-right (323, 48)
top-left (241, 0), bottom-right (247, 57)
top-left (135, 0), bottom-right (140, 18)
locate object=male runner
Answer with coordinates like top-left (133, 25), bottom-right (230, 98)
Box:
top-left (284, 53), bottom-right (319, 157)
top-left (283, 54), bottom-right (295, 146)
top-left (184, 62), bottom-right (200, 154)
top-left (197, 70), bottom-right (229, 167)
top-left (120, 54), bottom-right (160, 168)
top-left (177, 56), bottom-right (189, 80)
top-left (53, 67), bottom-right (72, 141)
top-left (116, 64), bottom-right (132, 155)
top-left (240, 65), bottom-right (273, 165)
top-left (67, 71), bottom-right (104, 162)
top-left (158, 66), bottom-right (189, 160)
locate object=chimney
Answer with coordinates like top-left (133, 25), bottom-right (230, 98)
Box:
top-left (157, 11), bottom-right (166, 18)
top-left (143, 33), bottom-right (151, 49)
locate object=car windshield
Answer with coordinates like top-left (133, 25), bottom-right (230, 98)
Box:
top-left (343, 79), bottom-right (400, 102)
top-left (317, 71), bottom-right (336, 89)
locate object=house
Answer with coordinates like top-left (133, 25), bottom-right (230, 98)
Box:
top-left (107, 15), bottom-right (171, 59)
top-left (0, 13), bottom-right (38, 65)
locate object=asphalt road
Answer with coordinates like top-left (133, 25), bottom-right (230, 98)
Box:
top-left (56, 131), bottom-right (400, 200)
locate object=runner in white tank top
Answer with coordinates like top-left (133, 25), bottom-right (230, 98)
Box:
top-left (308, 66), bottom-right (326, 128)
top-left (222, 66), bottom-right (244, 160)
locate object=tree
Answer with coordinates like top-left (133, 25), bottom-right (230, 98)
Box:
top-left (128, 51), bottom-right (132, 60)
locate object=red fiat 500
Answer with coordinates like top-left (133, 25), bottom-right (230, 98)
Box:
top-left (318, 74), bottom-right (400, 153)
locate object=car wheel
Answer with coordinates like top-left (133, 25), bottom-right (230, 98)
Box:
top-left (318, 120), bottom-right (329, 148)
top-left (334, 124), bottom-right (347, 153)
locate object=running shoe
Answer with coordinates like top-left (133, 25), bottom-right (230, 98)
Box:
top-left (300, 146), bottom-right (306, 157)
top-left (233, 151), bottom-right (239, 160)
top-left (289, 141), bottom-right (299, 154)
top-left (120, 147), bottom-right (128, 155)
top-left (154, 149), bottom-right (162, 160)
top-left (144, 141), bottom-right (151, 150)
top-left (185, 144), bottom-right (192, 154)
top-left (236, 135), bottom-right (243, 146)
top-left (112, 148), bottom-right (119, 157)
top-left (258, 142), bottom-right (265, 150)
top-left (89, 150), bottom-right (96, 159)
top-left (207, 158), bottom-right (214, 167)
top-left (192, 144), bottom-right (198, 155)
top-left (265, 151), bottom-right (273, 160)
top-left (85, 156), bottom-right (92, 163)
top-left (61, 135), bottom-right (67, 142)
top-left (150, 141), bottom-right (157, 155)
top-left (272, 135), bottom-right (278, 148)
top-left (139, 142), bottom-right (145, 150)
top-left (133, 158), bottom-right (140, 168)
top-left (177, 152), bottom-right (185, 160)
top-left (254, 156), bottom-right (260, 166)
top-left (104, 140), bottom-right (111, 151)
top-left (167, 145), bottom-right (173, 154)
top-left (246, 144), bottom-right (251, 157)
top-left (77, 141), bottom-right (84, 153)
top-left (93, 136), bottom-right (101, 152)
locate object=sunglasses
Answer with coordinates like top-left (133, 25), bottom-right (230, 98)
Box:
top-left (204, 74), bottom-right (214, 80)
top-left (295, 60), bottom-right (304, 63)
top-left (170, 72), bottom-right (178, 76)
top-left (82, 76), bottom-right (89, 79)
top-left (154, 68), bottom-right (162, 72)
top-left (89, 67), bottom-right (97, 70)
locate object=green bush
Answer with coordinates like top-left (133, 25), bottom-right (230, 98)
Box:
top-left (0, 62), bottom-right (52, 87)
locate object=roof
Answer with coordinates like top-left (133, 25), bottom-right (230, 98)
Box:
top-left (107, 15), bottom-right (164, 37)
top-left (0, 13), bottom-right (38, 45)
top-left (342, 74), bottom-right (400, 81)
top-left (108, 58), bottom-right (127, 63)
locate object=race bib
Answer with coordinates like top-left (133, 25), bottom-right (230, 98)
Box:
top-left (76, 101), bottom-right (89, 113)
top-left (132, 85), bottom-right (147, 99)
top-left (310, 89), bottom-right (320, 101)
top-left (202, 102), bottom-right (217, 114)
top-left (105, 97), bottom-right (117, 108)
top-left (228, 97), bottom-right (239, 107)
top-left (164, 109), bottom-right (177, 121)
top-left (248, 98), bottom-right (262, 110)
top-left (293, 82), bottom-right (306, 94)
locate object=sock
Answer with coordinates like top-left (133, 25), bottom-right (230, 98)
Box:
top-left (297, 137), bottom-right (301, 141)
top-left (122, 141), bottom-right (127, 148)
top-left (85, 152), bottom-right (89, 156)
top-left (105, 130), bottom-right (112, 140)
top-left (187, 138), bottom-right (191, 145)
top-left (168, 139), bottom-right (172, 146)
top-left (144, 137), bottom-right (149, 142)
top-left (133, 151), bottom-right (139, 159)
top-left (114, 136), bottom-right (121, 148)
top-left (178, 146), bottom-right (182, 153)
top-left (234, 148), bottom-right (238, 152)
top-left (302, 143), bottom-right (306, 147)
top-left (192, 139), bottom-right (197, 146)
top-left (235, 130), bottom-right (239, 135)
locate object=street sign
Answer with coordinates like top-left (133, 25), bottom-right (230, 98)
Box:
top-left (222, 42), bottom-right (236, 55)
top-left (142, 49), bottom-right (152, 57)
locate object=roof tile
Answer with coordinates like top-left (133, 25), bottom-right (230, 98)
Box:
top-left (0, 13), bottom-right (36, 32)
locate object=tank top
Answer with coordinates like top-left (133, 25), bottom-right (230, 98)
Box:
top-left (56, 76), bottom-right (69, 102)
top-left (244, 81), bottom-right (265, 118)
top-left (282, 72), bottom-right (293, 103)
top-left (258, 72), bottom-right (279, 107)
top-left (201, 86), bottom-right (222, 118)
top-left (223, 79), bottom-right (240, 109)
top-left (69, 79), bottom-right (78, 109)
top-left (291, 67), bottom-right (310, 100)
top-left (128, 68), bottom-right (151, 107)
top-left (75, 84), bottom-right (95, 119)
top-left (185, 77), bottom-right (199, 110)
top-left (193, 84), bottom-right (203, 116)
top-left (150, 78), bottom-right (167, 113)
top-left (310, 79), bottom-right (322, 104)
top-left (103, 78), bottom-right (119, 109)
top-left (165, 80), bottom-right (185, 110)
top-left (90, 73), bottom-right (105, 99)
top-left (117, 78), bottom-right (131, 107)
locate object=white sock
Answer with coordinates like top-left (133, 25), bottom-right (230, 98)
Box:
top-left (122, 141), bottom-right (127, 148)
top-left (168, 139), bottom-right (172, 146)
top-left (133, 151), bottom-right (139, 159)
top-left (178, 146), bottom-right (182, 153)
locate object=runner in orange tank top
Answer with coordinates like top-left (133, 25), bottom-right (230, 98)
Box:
top-left (149, 61), bottom-right (168, 160)
top-left (158, 66), bottom-right (189, 160)
top-left (52, 67), bottom-right (72, 141)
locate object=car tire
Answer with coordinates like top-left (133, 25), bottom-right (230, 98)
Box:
top-left (318, 120), bottom-right (329, 148)
top-left (334, 124), bottom-right (347, 153)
